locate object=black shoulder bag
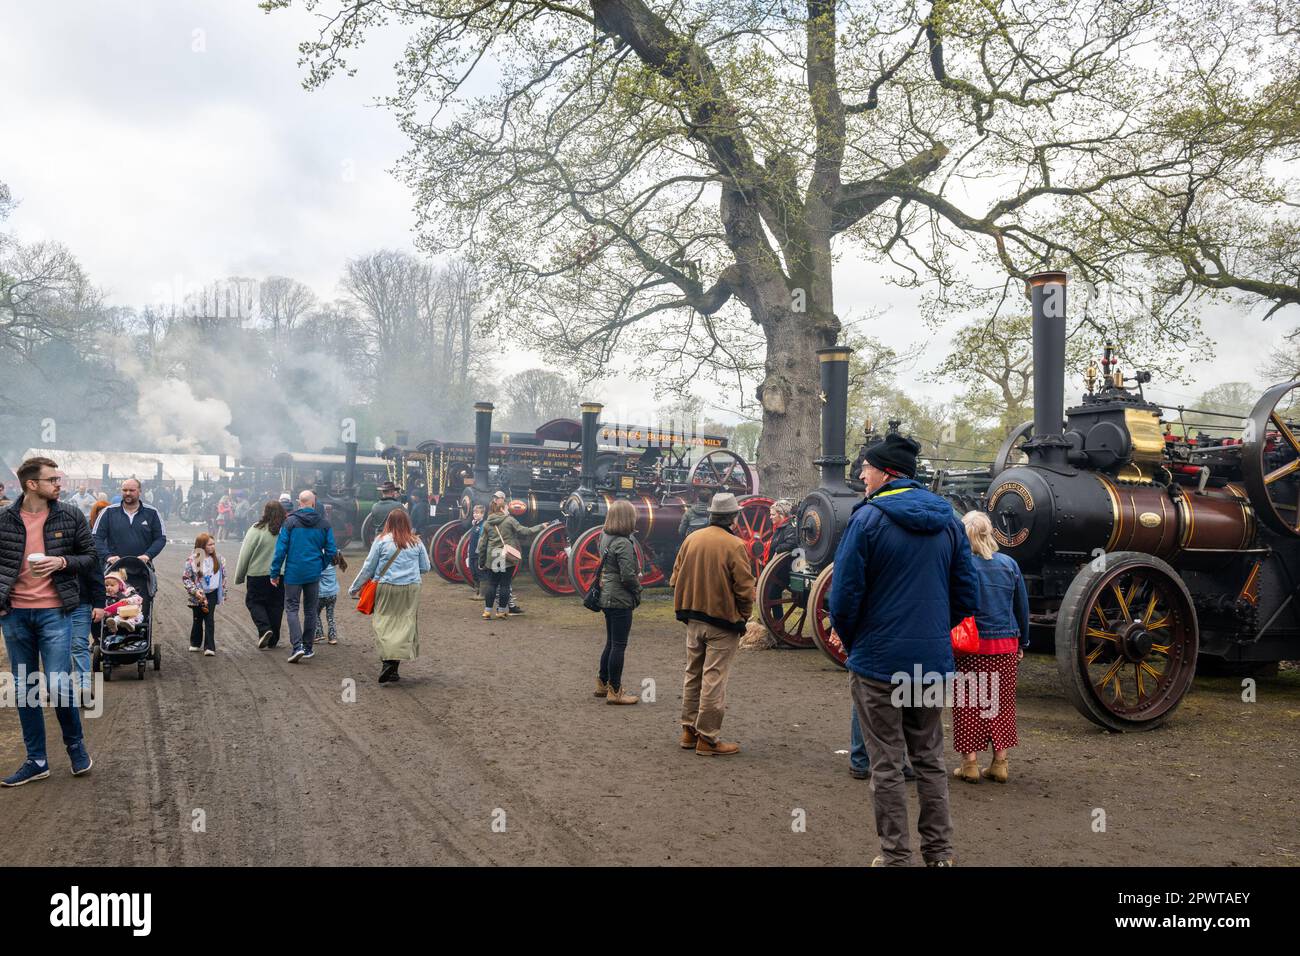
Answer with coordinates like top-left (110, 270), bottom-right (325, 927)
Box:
top-left (582, 547), bottom-right (609, 612)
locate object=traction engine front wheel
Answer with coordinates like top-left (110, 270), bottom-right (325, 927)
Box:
top-left (1055, 551), bottom-right (1198, 732)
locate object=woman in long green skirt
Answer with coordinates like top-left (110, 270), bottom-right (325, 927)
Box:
top-left (349, 508), bottom-right (431, 683)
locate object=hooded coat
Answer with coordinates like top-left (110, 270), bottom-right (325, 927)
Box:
top-left (269, 507), bottom-right (339, 586)
top-left (827, 479), bottom-right (980, 682)
top-left (475, 513), bottom-right (545, 569)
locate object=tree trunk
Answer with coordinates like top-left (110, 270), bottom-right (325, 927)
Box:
top-left (754, 313), bottom-right (836, 497)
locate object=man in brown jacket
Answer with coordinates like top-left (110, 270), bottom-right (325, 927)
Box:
top-left (669, 492), bottom-right (756, 756)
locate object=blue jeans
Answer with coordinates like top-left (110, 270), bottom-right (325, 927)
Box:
top-left (69, 603), bottom-right (93, 692)
top-left (850, 706), bottom-right (870, 774)
top-left (1, 607), bottom-right (85, 764)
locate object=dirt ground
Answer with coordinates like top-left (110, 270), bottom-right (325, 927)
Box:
top-left (1, 530), bottom-right (1296, 867)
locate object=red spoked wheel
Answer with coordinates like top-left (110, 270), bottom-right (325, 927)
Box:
top-left (455, 531), bottom-right (477, 587)
top-left (638, 543), bottom-right (666, 588)
top-left (734, 495), bottom-right (775, 575)
top-left (807, 564), bottom-right (847, 668)
top-left (528, 522), bottom-right (574, 596)
top-left (567, 526), bottom-right (658, 597)
top-left (429, 520), bottom-right (466, 583)
top-left (458, 529), bottom-right (520, 582)
top-left (756, 551), bottom-right (814, 648)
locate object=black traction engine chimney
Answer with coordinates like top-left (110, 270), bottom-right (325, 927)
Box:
top-left (580, 401), bottom-right (603, 489)
top-left (473, 402), bottom-right (494, 489)
top-left (1025, 271), bottom-right (1071, 468)
top-left (344, 441), bottom-right (357, 493)
top-left (815, 346), bottom-right (853, 488)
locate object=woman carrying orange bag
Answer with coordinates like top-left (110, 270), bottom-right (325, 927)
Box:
top-left (952, 511), bottom-right (1030, 784)
top-left (348, 509), bottom-right (430, 684)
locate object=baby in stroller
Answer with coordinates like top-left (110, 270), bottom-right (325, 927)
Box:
top-left (103, 569), bottom-right (145, 634)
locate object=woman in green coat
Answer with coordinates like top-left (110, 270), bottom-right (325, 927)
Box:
top-left (233, 500), bottom-right (286, 648)
top-left (475, 498), bottom-right (547, 620)
top-left (595, 499), bottom-right (642, 705)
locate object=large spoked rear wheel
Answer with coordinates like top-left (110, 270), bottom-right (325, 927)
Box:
top-left (429, 520), bottom-right (467, 583)
top-left (1242, 380), bottom-right (1300, 536)
top-left (734, 495), bottom-right (775, 576)
top-left (529, 522), bottom-right (574, 596)
top-left (756, 551), bottom-right (813, 648)
top-left (807, 564), bottom-right (847, 669)
top-left (1055, 552), bottom-right (1198, 732)
top-left (455, 531), bottom-right (477, 588)
top-left (567, 527), bottom-right (657, 597)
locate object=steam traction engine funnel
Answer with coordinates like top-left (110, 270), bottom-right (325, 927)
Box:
top-left (344, 441), bottom-right (358, 493)
top-left (1024, 271), bottom-right (1071, 468)
top-left (473, 402), bottom-right (494, 488)
top-left (580, 402), bottom-right (603, 489)
top-left (815, 347), bottom-right (853, 489)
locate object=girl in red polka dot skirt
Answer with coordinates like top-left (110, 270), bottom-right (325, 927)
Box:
top-left (953, 511), bottom-right (1030, 784)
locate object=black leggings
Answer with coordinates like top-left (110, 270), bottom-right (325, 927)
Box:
top-left (190, 590), bottom-right (218, 650)
top-left (483, 570), bottom-right (512, 611)
top-left (599, 607), bottom-right (633, 688)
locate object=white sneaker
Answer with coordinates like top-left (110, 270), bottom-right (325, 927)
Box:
top-left (188, 646), bottom-right (201, 653)
top-left (203, 649), bottom-right (215, 657)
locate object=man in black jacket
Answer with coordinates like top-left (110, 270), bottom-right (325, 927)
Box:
top-left (0, 457), bottom-right (96, 786)
top-left (91, 478), bottom-right (167, 566)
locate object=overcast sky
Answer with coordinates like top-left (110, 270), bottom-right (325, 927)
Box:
top-left (0, 0), bottom-right (1289, 426)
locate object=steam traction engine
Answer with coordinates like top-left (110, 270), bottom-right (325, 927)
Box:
top-left (985, 271), bottom-right (1300, 731)
top-left (755, 348), bottom-right (992, 660)
top-left (556, 403), bottom-right (773, 597)
top-left (425, 402), bottom-right (588, 585)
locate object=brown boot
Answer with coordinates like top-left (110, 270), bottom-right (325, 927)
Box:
top-left (606, 684), bottom-right (638, 705)
top-left (695, 737), bottom-right (740, 756)
top-left (953, 759), bottom-right (980, 784)
top-left (982, 756), bottom-right (1009, 784)
top-left (594, 678), bottom-right (609, 698)
top-left (679, 727), bottom-right (699, 750)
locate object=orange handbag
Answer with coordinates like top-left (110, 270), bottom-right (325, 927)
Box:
top-left (355, 547), bottom-right (402, 616)
top-left (951, 616), bottom-right (980, 654)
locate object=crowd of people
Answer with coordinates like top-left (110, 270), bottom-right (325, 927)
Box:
top-left (0, 440), bottom-right (1031, 867)
top-left (596, 432), bottom-right (1028, 867)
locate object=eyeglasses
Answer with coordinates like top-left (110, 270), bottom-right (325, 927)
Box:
top-left (37, 476), bottom-right (62, 485)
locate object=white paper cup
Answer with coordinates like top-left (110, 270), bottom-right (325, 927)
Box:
top-left (28, 553), bottom-right (48, 576)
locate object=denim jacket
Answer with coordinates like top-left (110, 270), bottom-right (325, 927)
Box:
top-left (348, 535), bottom-right (430, 595)
top-left (970, 552), bottom-right (1030, 646)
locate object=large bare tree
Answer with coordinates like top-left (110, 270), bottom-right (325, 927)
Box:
top-left (259, 275), bottom-right (318, 345)
top-left (269, 0), bottom-right (1254, 492)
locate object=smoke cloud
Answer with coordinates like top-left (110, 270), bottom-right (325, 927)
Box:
top-left (135, 379), bottom-right (242, 456)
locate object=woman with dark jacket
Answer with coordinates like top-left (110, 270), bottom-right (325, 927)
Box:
top-left (768, 499), bottom-right (799, 555)
top-left (595, 499), bottom-right (642, 705)
top-left (953, 511), bottom-right (1030, 784)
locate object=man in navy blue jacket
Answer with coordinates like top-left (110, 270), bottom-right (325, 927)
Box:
top-left (91, 478), bottom-right (167, 567)
top-left (828, 434), bottom-right (979, 867)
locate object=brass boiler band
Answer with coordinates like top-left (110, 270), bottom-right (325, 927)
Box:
top-left (562, 490), bottom-right (688, 543)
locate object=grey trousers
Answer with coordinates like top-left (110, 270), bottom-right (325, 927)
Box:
top-left (284, 580), bottom-right (320, 653)
top-left (850, 672), bottom-right (953, 865)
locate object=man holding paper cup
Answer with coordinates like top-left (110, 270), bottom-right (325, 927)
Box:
top-left (0, 457), bottom-right (98, 787)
